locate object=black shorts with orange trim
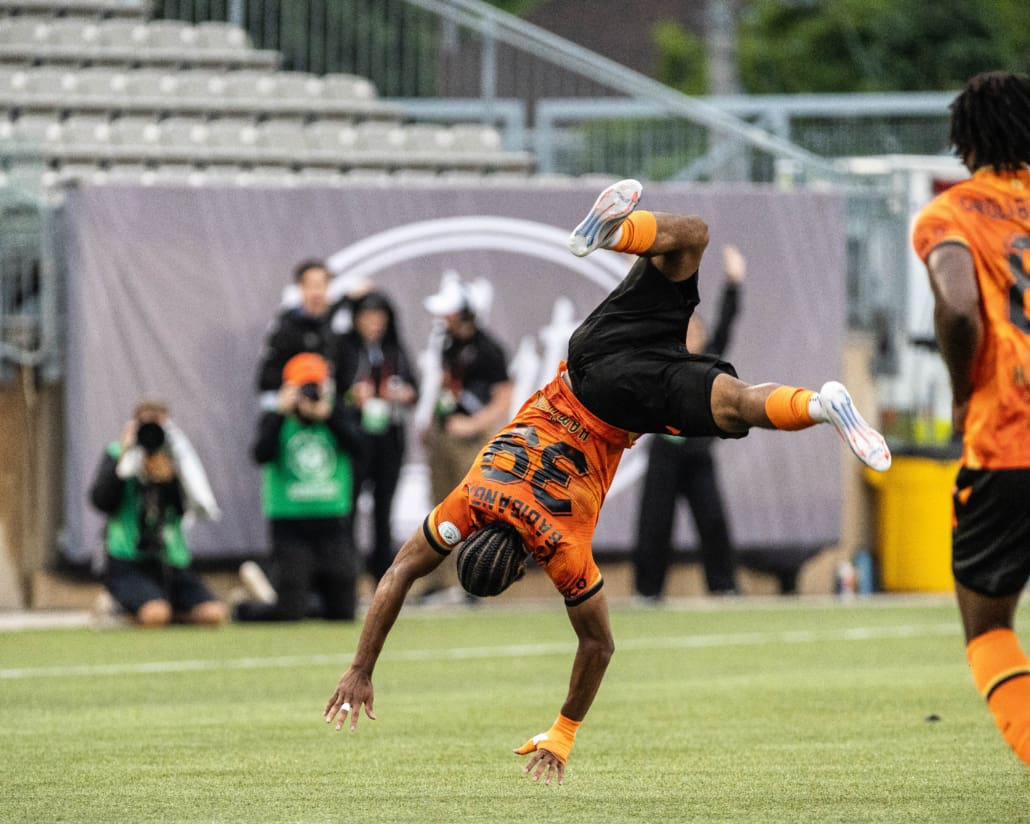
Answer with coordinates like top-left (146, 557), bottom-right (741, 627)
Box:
top-left (952, 467), bottom-right (1030, 597)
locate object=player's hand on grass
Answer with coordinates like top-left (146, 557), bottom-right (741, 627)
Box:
top-left (514, 735), bottom-right (566, 786)
top-left (324, 668), bottom-right (375, 732)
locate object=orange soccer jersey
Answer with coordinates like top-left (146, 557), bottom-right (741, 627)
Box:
top-left (912, 168), bottom-right (1030, 469)
top-left (425, 365), bottom-right (634, 605)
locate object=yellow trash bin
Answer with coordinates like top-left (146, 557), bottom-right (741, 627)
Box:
top-left (865, 455), bottom-right (961, 593)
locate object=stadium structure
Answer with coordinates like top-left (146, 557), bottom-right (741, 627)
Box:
top-left (0, 0), bottom-right (965, 610)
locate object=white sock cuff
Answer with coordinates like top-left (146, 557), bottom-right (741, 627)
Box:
top-left (808, 392), bottom-right (826, 423)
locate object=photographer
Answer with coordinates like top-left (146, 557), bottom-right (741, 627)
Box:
top-left (235, 353), bottom-right (363, 622)
top-left (89, 400), bottom-right (227, 627)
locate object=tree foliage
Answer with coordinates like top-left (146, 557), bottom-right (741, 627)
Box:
top-left (736, 0), bottom-right (1030, 93)
top-left (652, 20), bottom-right (708, 96)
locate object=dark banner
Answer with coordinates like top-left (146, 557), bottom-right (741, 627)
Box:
top-left (62, 181), bottom-right (846, 563)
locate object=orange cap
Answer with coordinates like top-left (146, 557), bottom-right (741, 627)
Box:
top-left (283, 352), bottom-right (328, 386)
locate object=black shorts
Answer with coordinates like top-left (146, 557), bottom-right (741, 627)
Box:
top-left (105, 557), bottom-right (217, 615)
top-left (952, 467), bottom-right (1030, 597)
top-left (566, 255), bottom-right (741, 437)
top-left (569, 346), bottom-right (740, 437)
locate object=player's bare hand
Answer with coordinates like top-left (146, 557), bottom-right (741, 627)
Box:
top-left (324, 668), bottom-right (376, 732)
top-left (516, 746), bottom-right (565, 786)
top-left (722, 244), bottom-right (746, 283)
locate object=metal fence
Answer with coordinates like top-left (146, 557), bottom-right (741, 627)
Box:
top-left (0, 186), bottom-right (57, 383)
top-left (154, 0), bottom-right (954, 181)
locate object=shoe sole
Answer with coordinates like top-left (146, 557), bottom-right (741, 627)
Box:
top-left (567, 178), bottom-right (643, 257)
top-left (819, 382), bottom-right (892, 472)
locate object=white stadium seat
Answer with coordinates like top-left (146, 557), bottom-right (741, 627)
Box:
top-left (196, 21), bottom-right (252, 52)
top-left (321, 73), bottom-right (377, 101)
top-left (304, 120), bottom-right (358, 153)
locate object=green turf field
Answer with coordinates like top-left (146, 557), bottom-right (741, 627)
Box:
top-left (2, 597), bottom-right (1027, 823)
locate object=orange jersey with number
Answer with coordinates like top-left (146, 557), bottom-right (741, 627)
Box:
top-left (912, 168), bottom-right (1030, 469)
top-left (424, 365), bottom-right (634, 605)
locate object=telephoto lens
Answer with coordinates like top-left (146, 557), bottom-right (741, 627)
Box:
top-left (135, 421), bottom-right (166, 454)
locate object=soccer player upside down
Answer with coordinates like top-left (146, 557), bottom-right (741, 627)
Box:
top-left (324, 178), bottom-right (891, 785)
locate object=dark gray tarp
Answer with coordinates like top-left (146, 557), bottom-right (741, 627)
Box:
top-left (62, 181), bottom-right (846, 563)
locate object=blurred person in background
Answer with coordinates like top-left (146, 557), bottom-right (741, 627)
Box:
top-left (336, 291), bottom-right (419, 582)
top-left (634, 244), bottom-right (746, 598)
top-left (235, 353), bottom-right (364, 622)
top-left (89, 399), bottom-right (226, 627)
top-left (417, 276), bottom-right (512, 603)
top-left (255, 259), bottom-right (338, 405)
top-left (912, 70), bottom-right (1030, 768)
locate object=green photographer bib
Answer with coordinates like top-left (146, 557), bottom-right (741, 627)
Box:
top-left (261, 417), bottom-right (353, 519)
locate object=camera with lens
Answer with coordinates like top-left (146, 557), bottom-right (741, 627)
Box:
top-left (135, 421), bottom-right (166, 455)
top-left (299, 382), bottom-right (321, 402)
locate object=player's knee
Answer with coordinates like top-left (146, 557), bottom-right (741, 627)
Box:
top-left (136, 599), bottom-right (172, 627)
top-left (709, 374), bottom-right (752, 433)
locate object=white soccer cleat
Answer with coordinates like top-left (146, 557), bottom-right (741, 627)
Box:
top-left (817, 381), bottom-right (892, 472)
top-left (567, 178), bottom-right (643, 257)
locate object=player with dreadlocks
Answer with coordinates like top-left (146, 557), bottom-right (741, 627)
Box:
top-left (912, 70), bottom-right (1030, 768)
top-left (325, 178), bottom-right (891, 785)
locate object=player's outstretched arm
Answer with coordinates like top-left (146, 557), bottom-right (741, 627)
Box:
top-left (515, 589), bottom-right (614, 785)
top-left (324, 529), bottom-right (445, 731)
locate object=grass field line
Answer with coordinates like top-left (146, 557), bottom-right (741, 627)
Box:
top-left (0, 621), bottom-right (959, 680)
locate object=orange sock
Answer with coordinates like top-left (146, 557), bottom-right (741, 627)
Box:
top-left (967, 628), bottom-right (1030, 767)
top-left (764, 386), bottom-right (816, 431)
top-left (609, 211), bottom-right (657, 254)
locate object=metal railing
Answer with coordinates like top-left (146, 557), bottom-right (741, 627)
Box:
top-left (0, 185), bottom-right (58, 383)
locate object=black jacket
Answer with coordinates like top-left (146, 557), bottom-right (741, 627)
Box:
top-left (255, 307), bottom-right (336, 394)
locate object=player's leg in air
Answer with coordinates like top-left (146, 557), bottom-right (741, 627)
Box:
top-left (568, 179), bottom-right (891, 472)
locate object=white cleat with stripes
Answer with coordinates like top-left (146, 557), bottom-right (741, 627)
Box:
top-left (817, 381), bottom-right (892, 472)
top-left (567, 178), bottom-right (643, 257)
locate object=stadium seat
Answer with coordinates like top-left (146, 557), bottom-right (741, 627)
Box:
top-left (110, 115), bottom-right (161, 158)
top-left (76, 66), bottom-right (128, 99)
top-left (297, 166), bottom-right (346, 184)
top-left (405, 123), bottom-right (455, 154)
top-left (196, 21), bottom-right (252, 52)
top-left (270, 71), bottom-right (324, 102)
top-left (94, 18), bottom-right (148, 50)
top-left (59, 114), bottom-right (113, 159)
top-left (20, 66), bottom-right (78, 102)
top-left (304, 119), bottom-right (358, 153)
top-left (354, 120), bottom-right (407, 152)
top-left (449, 123), bottom-right (505, 153)
top-left (121, 67), bottom-right (177, 100)
top-left (55, 160), bottom-right (107, 185)
top-left (255, 119), bottom-right (306, 153)
top-left (46, 17), bottom-right (100, 48)
top-left (321, 73), bottom-right (377, 101)
top-left (143, 19), bottom-right (198, 51)
top-left (157, 115), bottom-right (211, 162)
top-left (10, 113), bottom-right (62, 148)
top-left (173, 69), bottom-right (228, 100)
top-left (221, 69), bottom-right (276, 100)
top-left (0, 17), bottom-right (50, 48)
